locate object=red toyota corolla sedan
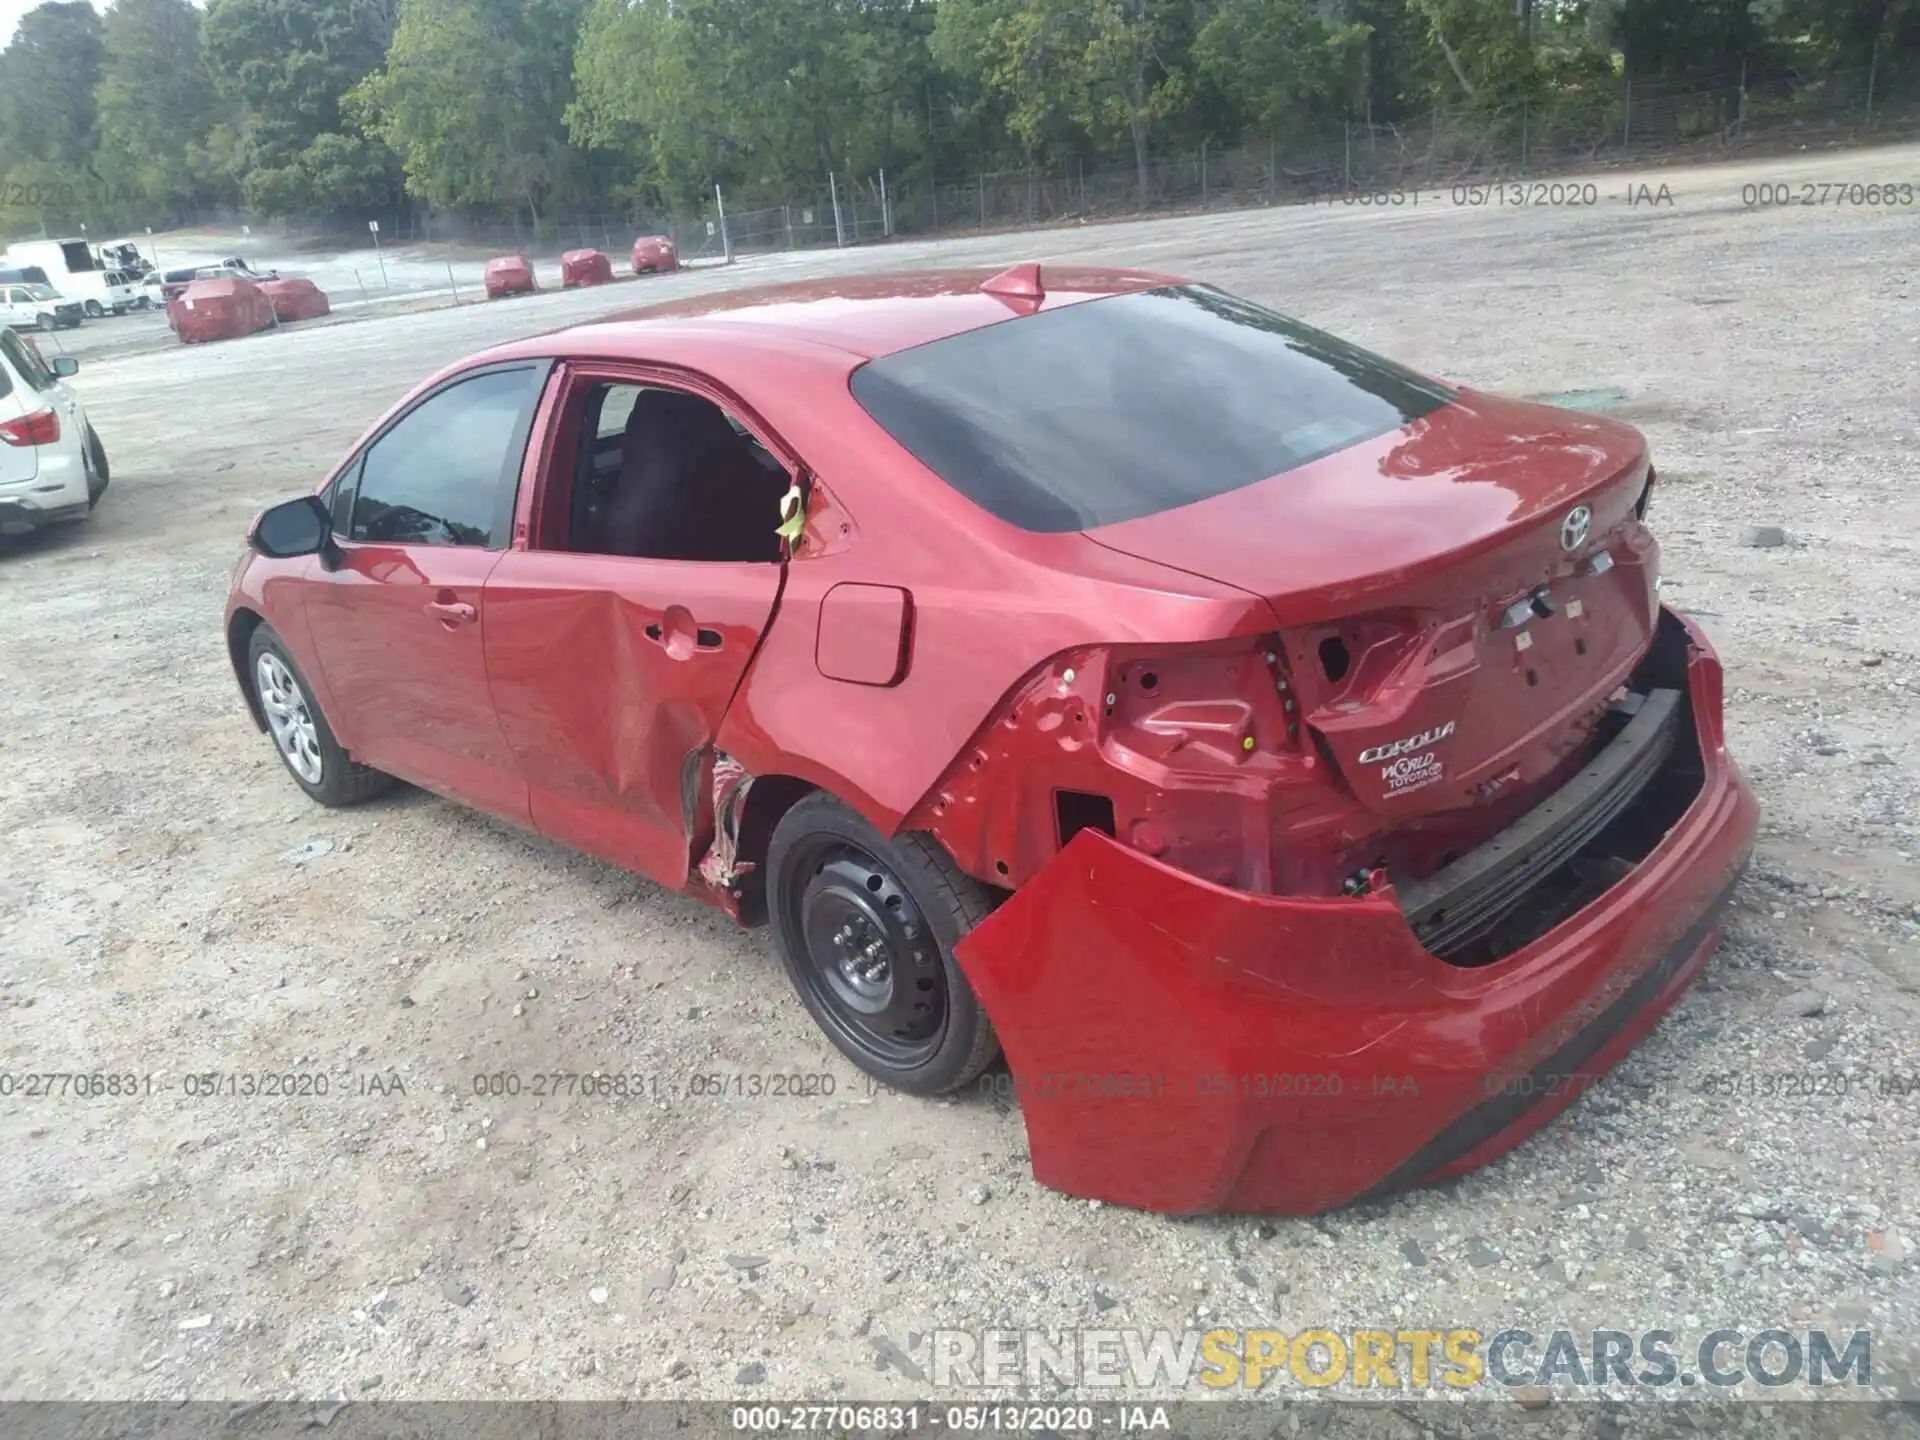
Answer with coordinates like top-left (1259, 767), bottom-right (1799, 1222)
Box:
top-left (225, 265), bottom-right (1758, 1214)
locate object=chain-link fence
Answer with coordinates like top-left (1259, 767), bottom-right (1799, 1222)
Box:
top-left (720, 57), bottom-right (1914, 256)
top-left (73, 54), bottom-right (1916, 279)
top-left (857, 58), bottom-right (1914, 240)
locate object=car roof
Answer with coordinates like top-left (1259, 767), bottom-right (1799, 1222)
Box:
top-left (489, 265), bottom-right (1183, 370)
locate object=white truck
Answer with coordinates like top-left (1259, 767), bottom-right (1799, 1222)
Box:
top-left (1, 238), bottom-right (145, 317)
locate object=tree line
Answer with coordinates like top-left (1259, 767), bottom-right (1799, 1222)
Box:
top-left (2, 0), bottom-right (1914, 239)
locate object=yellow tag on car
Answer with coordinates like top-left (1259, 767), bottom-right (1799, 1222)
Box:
top-left (776, 482), bottom-right (805, 546)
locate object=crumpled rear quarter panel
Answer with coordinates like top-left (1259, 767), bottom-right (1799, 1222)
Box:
top-left (953, 620), bottom-right (1757, 1214)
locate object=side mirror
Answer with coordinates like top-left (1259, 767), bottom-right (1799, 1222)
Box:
top-left (51, 357), bottom-right (79, 378)
top-left (249, 494), bottom-right (332, 559)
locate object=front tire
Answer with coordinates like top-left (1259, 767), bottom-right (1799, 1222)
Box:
top-left (767, 793), bottom-right (1001, 1095)
top-left (247, 624), bottom-right (395, 807)
top-left (84, 300), bottom-right (104, 319)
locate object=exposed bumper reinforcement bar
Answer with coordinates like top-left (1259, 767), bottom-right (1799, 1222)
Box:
top-left (1395, 687), bottom-right (1682, 958)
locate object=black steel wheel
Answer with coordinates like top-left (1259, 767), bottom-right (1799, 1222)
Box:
top-left (767, 793), bottom-right (1000, 1094)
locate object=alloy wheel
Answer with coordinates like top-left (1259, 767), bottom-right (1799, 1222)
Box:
top-left (256, 651), bottom-right (324, 784)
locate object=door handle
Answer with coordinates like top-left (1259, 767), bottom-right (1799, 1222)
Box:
top-left (644, 612), bottom-right (724, 659)
top-left (647, 623), bottom-right (722, 650)
top-left (424, 600), bottom-right (476, 625)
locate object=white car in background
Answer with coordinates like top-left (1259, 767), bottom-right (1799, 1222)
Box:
top-left (0, 327), bottom-right (109, 535)
top-left (0, 282), bottom-right (85, 332)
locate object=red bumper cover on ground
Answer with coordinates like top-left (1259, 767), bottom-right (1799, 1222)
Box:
top-left (561, 249), bottom-right (614, 287)
top-left (484, 256), bottom-right (538, 298)
top-left (169, 277), bottom-right (277, 344)
top-left (259, 277), bottom-right (330, 322)
top-left (955, 612), bottom-right (1759, 1215)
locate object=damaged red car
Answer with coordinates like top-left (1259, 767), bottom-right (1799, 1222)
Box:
top-left (225, 265), bottom-right (1757, 1215)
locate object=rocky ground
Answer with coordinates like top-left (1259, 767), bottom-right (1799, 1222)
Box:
top-left (1, 142), bottom-right (1916, 1421)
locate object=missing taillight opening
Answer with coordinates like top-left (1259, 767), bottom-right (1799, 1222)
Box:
top-left (1055, 790), bottom-right (1116, 848)
top-left (1318, 637), bottom-right (1351, 684)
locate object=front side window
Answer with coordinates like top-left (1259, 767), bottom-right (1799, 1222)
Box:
top-left (849, 284), bottom-right (1457, 532)
top-left (349, 366), bottom-right (545, 549)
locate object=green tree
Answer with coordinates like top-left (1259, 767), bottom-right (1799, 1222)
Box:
top-left (202, 0), bottom-right (401, 214)
top-left (350, 0), bottom-right (587, 229)
top-left (1774, 0), bottom-right (1920, 73)
top-left (94, 0), bottom-right (232, 219)
top-left (1604, 0), bottom-right (1768, 80)
top-left (0, 2), bottom-right (106, 166)
top-left (933, 0), bottom-right (1197, 203)
top-left (1193, 0), bottom-right (1369, 135)
top-left (571, 0), bottom-right (946, 212)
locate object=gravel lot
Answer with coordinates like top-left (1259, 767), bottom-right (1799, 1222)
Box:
top-left (3, 142), bottom-right (1917, 1416)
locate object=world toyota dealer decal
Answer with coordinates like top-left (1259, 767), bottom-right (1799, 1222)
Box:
top-left (1357, 721), bottom-right (1458, 796)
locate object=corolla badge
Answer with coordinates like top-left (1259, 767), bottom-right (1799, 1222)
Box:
top-left (1357, 721), bottom-right (1457, 766)
top-left (1560, 505), bottom-right (1593, 552)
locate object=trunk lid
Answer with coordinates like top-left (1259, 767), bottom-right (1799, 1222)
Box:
top-left (1086, 390), bottom-right (1660, 819)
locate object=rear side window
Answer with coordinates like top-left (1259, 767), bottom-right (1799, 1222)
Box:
top-left (849, 285), bottom-right (1456, 532)
top-left (0, 328), bottom-right (53, 393)
top-left (349, 366), bottom-right (545, 548)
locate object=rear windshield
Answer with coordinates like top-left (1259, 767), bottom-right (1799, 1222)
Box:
top-left (849, 284), bottom-right (1455, 532)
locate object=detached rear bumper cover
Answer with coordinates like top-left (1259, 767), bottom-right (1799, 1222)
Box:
top-left (954, 609), bottom-right (1757, 1215)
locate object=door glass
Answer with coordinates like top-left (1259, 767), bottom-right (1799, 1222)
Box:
top-left (556, 381), bottom-right (789, 562)
top-left (350, 367), bottom-right (544, 548)
top-left (0, 328), bottom-right (54, 393)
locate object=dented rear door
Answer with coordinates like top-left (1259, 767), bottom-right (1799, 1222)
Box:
top-left (484, 552), bottom-right (781, 888)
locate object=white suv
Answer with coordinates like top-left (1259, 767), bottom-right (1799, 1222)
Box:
top-left (0, 327), bottom-right (109, 535)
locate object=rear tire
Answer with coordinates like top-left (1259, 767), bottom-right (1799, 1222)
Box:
top-left (36, 313), bottom-right (54, 332)
top-left (767, 793), bottom-right (1001, 1095)
top-left (84, 425), bottom-right (109, 505)
top-left (247, 624), bottom-right (395, 807)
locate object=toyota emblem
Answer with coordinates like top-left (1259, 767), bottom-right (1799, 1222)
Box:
top-left (1560, 505), bottom-right (1592, 552)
